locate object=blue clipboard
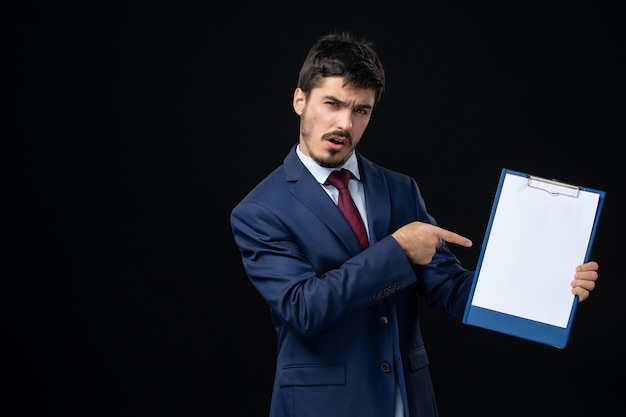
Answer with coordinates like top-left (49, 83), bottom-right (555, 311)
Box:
top-left (462, 168), bottom-right (605, 348)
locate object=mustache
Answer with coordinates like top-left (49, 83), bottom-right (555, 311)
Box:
top-left (322, 131), bottom-right (352, 142)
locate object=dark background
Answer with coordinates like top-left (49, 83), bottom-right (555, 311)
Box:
top-left (9, 1), bottom-right (625, 416)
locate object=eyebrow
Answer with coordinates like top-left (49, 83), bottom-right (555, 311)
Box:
top-left (324, 94), bottom-right (374, 110)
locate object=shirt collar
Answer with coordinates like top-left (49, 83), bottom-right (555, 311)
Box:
top-left (296, 144), bottom-right (361, 184)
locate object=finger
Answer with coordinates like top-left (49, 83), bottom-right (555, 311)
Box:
top-left (571, 286), bottom-right (593, 302)
top-left (437, 228), bottom-right (473, 248)
top-left (576, 261), bottom-right (599, 272)
top-left (575, 268), bottom-right (597, 283)
top-left (571, 277), bottom-right (596, 290)
top-left (574, 270), bottom-right (598, 283)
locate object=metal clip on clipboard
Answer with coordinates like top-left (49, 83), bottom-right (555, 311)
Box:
top-left (527, 176), bottom-right (580, 198)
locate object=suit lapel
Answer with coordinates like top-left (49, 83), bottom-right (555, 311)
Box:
top-left (282, 146), bottom-right (392, 252)
top-left (358, 155), bottom-right (391, 246)
top-left (284, 146), bottom-right (364, 253)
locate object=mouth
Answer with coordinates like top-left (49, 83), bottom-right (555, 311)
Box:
top-left (326, 137), bottom-right (347, 152)
top-left (324, 132), bottom-right (351, 151)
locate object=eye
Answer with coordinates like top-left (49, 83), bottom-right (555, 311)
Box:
top-left (325, 101), bottom-right (338, 107)
top-left (355, 108), bottom-right (369, 115)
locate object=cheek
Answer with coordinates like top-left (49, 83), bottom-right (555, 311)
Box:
top-left (353, 119), bottom-right (370, 137)
top-left (305, 109), bottom-right (329, 130)
top-left (309, 108), bottom-right (327, 122)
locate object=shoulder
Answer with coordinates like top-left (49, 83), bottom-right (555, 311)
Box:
top-left (357, 153), bottom-right (418, 189)
top-left (236, 165), bottom-right (288, 205)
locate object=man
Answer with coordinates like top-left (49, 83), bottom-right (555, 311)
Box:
top-left (230, 31), bottom-right (599, 417)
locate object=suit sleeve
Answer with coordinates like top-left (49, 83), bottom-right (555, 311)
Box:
top-left (231, 200), bottom-right (417, 337)
top-left (408, 177), bottom-right (475, 318)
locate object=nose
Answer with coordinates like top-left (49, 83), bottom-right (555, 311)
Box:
top-left (336, 109), bottom-right (353, 130)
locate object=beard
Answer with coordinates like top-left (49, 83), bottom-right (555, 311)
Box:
top-left (300, 114), bottom-right (355, 169)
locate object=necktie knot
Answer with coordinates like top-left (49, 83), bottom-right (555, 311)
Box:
top-left (327, 169), bottom-right (351, 190)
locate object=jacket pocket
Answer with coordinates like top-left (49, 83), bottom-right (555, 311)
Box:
top-left (278, 364), bottom-right (346, 387)
top-left (407, 346), bottom-right (430, 372)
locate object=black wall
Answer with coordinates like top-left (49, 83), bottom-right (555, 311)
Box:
top-left (9, 2), bottom-right (625, 416)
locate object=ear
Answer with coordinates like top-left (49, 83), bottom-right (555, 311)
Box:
top-left (293, 88), bottom-right (306, 115)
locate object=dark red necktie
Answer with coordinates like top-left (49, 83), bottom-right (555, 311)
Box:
top-left (327, 169), bottom-right (370, 250)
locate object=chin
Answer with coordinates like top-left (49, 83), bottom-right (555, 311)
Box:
top-left (311, 153), bottom-right (340, 169)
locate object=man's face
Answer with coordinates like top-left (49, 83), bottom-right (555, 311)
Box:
top-left (293, 76), bottom-right (376, 168)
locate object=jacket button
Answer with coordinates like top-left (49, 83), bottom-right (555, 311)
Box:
top-left (380, 362), bottom-right (391, 372)
top-left (379, 315), bottom-right (389, 325)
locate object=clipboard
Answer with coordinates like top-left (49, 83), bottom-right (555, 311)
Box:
top-left (462, 168), bottom-right (605, 348)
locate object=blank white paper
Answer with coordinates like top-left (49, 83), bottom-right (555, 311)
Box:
top-left (471, 173), bottom-right (600, 328)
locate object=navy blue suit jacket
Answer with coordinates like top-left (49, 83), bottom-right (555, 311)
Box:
top-left (231, 144), bottom-right (474, 417)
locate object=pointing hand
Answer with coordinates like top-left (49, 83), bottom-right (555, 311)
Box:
top-left (392, 221), bottom-right (472, 265)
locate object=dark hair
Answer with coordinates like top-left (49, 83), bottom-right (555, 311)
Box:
top-left (297, 31), bottom-right (386, 105)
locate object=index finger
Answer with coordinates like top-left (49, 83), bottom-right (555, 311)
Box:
top-left (437, 227), bottom-right (473, 248)
top-left (576, 261), bottom-right (599, 272)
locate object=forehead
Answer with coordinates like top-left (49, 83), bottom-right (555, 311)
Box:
top-left (312, 76), bottom-right (376, 106)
